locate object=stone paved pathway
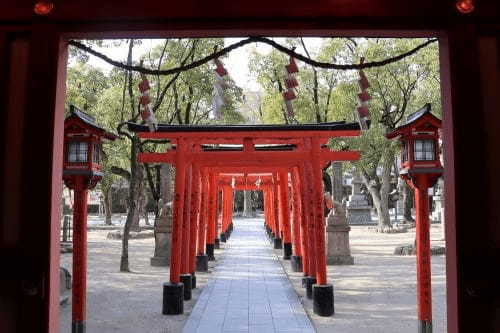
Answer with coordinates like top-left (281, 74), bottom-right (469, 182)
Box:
top-left (183, 217), bottom-right (315, 333)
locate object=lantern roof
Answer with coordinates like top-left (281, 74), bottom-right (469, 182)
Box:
top-left (386, 104), bottom-right (441, 139)
top-left (65, 105), bottom-right (117, 140)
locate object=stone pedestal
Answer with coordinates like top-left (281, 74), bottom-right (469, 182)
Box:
top-left (150, 203), bottom-right (172, 267)
top-left (326, 204), bottom-right (354, 265)
top-left (347, 173), bottom-right (373, 225)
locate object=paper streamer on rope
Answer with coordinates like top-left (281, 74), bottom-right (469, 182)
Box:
top-left (356, 57), bottom-right (371, 130)
top-left (282, 56), bottom-right (299, 118)
top-left (212, 58), bottom-right (232, 120)
top-left (138, 74), bottom-right (157, 132)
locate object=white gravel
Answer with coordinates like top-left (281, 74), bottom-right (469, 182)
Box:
top-left (60, 217), bottom-right (447, 333)
top-left (277, 223), bottom-right (447, 333)
top-left (59, 223), bottom-right (220, 333)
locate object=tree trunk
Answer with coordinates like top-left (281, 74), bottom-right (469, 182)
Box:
top-left (120, 137), bottom-right (142, 272)
top-left (361, 148), bottom-right (394, 232)
top-left (243, 190), bottom-right (254, 217)
top-left (142, 191), bottom-right (150, 226)
top-left (377, 148), bottom-right (394, 230)
top-left (103, 186), bottom-right (113, 225)
top-left (402, 180), bottom-right (415, 222)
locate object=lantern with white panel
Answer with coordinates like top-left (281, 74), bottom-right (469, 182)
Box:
top-left (386, 103), bottom-right (442, 333)
top-left (63, 105), bottom-right (117, 333)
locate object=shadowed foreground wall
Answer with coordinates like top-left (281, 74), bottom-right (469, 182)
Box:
top-left (0, 1), bottom-right (499, 332)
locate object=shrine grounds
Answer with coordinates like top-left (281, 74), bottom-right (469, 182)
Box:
top-left (59, 215), bottom-right (446, 333)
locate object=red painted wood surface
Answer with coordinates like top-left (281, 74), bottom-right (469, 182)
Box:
top-left (413, 176), bottom-right (433, 323)
top-left (181, 164), bottom-right (192, 274)
top-left (71, 179), bottom-right (88, 325)
top-left (278, 170), bottom-right (292, 244)
top-left (197, 170), bottom-right (209, 255)
top-left (170, 139), bottom-right (187, 284)
top-left (310, 137), bottom-right (328, 285)
top-left (206, 173), bottom-right (217, 246)
top-left (291, 169), bottom-right (302, 257)
top-left (189, 166), bottom-right (200, 273)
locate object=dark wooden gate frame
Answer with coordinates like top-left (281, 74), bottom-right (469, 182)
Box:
top-left (1, 25), bottom-right (461, 332)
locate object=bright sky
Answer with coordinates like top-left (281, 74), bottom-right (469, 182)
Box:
top-left (84, 37), bottom-right (323, 91)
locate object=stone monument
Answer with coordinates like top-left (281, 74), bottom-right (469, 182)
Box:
top-left (326, 201), bottom-right (354, 265)
top-left (346, 172), bottom-right (373, 225)
top-left (150, 199), bottom-right (173, 266)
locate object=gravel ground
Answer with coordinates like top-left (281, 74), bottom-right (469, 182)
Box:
top-left (276, 223), bottom-right (447, 333)
top-left (60, 218), bottom-right (447, 333)
top-left (59, 224), bottom-right (225, 333)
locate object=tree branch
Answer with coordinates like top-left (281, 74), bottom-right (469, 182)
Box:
top-left (68, 37), bottom-right (438, 75)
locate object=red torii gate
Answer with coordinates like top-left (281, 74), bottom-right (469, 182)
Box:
top-left (128, 121), bottom-right (361, 317)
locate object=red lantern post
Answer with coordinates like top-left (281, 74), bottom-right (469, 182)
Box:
top-left (63, 106), bottom-right (116, 333)
top-left (386, 104), bottom-right (443, 333)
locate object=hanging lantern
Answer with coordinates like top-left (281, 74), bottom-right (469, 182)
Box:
top-left (355, 57), bottom-right (371, 130)
top-left (34, 0), bottom-right (54, 15)
top-left (212, 58), bottom-right (233, 120)
top-left (456, 0), bottom-right (475, 13)
top-left (282, 56), bottom-right (299, 119)
top-left (138, 74), bottom-right (157, 132)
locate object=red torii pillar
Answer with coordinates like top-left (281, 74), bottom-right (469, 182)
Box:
top-left (272, 179), bottom-right (282, 249)
top-left (300, 161), bottom-right (317, 300)
top-left (162, 138), bottom-right (187, 315)
top-left (290, 167), bottom-right (303, 272)
top-left (180, 163), bottom-right (193, 301)
top-left (278, 170), bottom-right (293, 259)
top-left (220, 185), bottom-right (233, 242)
top-left (206, 172), bottom-right (217, 261)
top-left (196, 169), bottom-right (209, 272)
top-left (310, 137), bottom-right (334, 316)
top-left (188, 165), bottom-right (201, 288)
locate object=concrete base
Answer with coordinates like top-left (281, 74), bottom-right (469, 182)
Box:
top-left (274, 238), bottom-right (283, 249)
top-left (162, 282), bottom-right (184, 315)
top-left (196, 254), bottom-right (209, 272)
top-left (418, 320), bottom-right (433, 333)
top-left (291, 256), bottom-right (302, 272)
top-left (327, 255), bottom-right (354, 265)
top-left (191, 273), bottom-right (196, 289)
top-left (283, 243), bottom-right (292, 260)
top-left (180, 274), bottom-right (192, 301)
top-left (313, 284), bottom-right (334, 316)
top-left (72, 320), bottom-right (85, 333)
top-left (305, 276), bottom-right (317, 299)
top-left (215, 238), bottom-right (220, 249)
top-left (206, 244), bottom-right (215, 261)
top-left (150, 256), bottom-right (169, 267)
top-left (220, 232), bottom-right (227, 242)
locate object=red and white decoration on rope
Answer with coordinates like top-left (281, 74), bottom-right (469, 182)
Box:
top-left (212, 58), bottom-right (232, 120)
top-left (138, 73), bottom-right (158, 132)
top-left (282, 56), bottom-right (299, 119)
top-left (356, 58), bottom-right (371, 130)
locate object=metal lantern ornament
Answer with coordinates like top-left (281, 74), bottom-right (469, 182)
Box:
top-left (63, 105), bottom-right (116, 333)
top-left (386, 103), bottom-right (443, 333)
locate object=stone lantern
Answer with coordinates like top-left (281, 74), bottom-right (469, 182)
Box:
top-left (63, 105), bottom-right (116, 333)
top-left (386, 103), bottom-right (443, 333)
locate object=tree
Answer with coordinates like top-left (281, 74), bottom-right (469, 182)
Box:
top-left (341, 38), bottom-right (441, 231)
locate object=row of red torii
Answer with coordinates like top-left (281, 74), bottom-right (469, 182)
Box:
top-left (127, 120), bottom-right (362, 317)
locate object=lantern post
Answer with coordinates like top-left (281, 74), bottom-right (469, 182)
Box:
top-left (386, 104), bottom-right (443, 333)
top-left (63, 106), bottom-right (116, 333)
